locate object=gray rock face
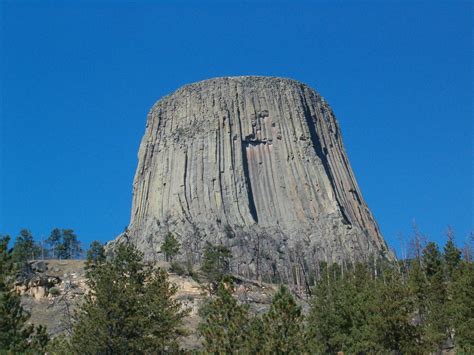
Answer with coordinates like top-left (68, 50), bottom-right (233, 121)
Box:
top-left (112, 76), bottom-right (391, 282)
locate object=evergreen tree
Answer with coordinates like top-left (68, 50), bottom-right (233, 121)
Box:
top-left (198, 282), bottom-right (250, 353)
top-left (85, 240), bottom-right (106, 268)
top-left (12, 229), bottom-right (40, 264)
top-left (339, 264), bottom-right (380, 353)
top-left (408, 257), bottom-right (429, 323)
top-left (444, 230), bottom-right (461, 280)
top-left (260, 285), bottom-right (304, 353)
top-left (0, 235), bottom-right (49, 352)
top-left (68, 243), bottom-right (187, 354)
top-left (245, 316), bottom-right (266, 353)
top-left (423, 242), bottom-right (449, 351)
top-left (423, 242), bottom-right (443, 278)
top-left (367, 270), bottom-right (425, 353)
top-left (308, 262), bottom-right (425, 354)
top-left (307, 263), bottom-right (378, 353)
top-left (447, 261), bottom-right (474, 352)
top-left (201, 242), bottom-right (232, 287)
top-left (307, 264), bottom-right (349, 353)
top-left (46, 228), bottom-right (62, 259)
top-left (48, 229), bottom-right (82, 260)
top-left (160, 232), bottom-right (180, 262)
top-left (60, 229), bottom-right (81, 259)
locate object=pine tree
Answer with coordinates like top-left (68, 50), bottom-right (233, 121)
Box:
top-left (444, 229), bottom-right (461, 280)
top-left (68, 243), bottom-right (187, 353)
top-left (198, 282), bottom-right (250, 353)
top-left (245, 316), bottom-right (266, 353)
top-left (201, 242), bottom-right (232, 287)
top-left (160, 232), bottom-right (180, 262)
top-left (367, 269), bottom-right (425, 353)
top-left (260, 285), bottom-right (304, 353)
top-left (85, 240), bottom-right (106, 269)
top-left (423, 242), bottom-right (443, 278)
top-left (307, 261), bottom-right (426, 354)
top-left (340, 263), bottom-right (380, 353)
top-left (408, 257), bottom-right (429, 321)
top-left (447, 261), bottom-right (474, 353)
top-left (60, 229), bottom-right (81, 259)
top-left (307, 263), bottom-right (385, 353)
top-left (307, 264), bottom-right (335, 353)
top-left (423, 242), bottom-right (449, 351)
top-left (48, 229), bottom-right (82, 260)
top-left (46, 228), bottom-right (62, 259)
top-left (0, 235), bottom-right (49, 352)
top-left (12, 229), bottom-right (40, 264)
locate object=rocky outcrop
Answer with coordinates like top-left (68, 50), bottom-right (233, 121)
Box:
top-left (111, 76), bottom-right (392, 283)
top-left (19, 259), bottom-right (277, 349)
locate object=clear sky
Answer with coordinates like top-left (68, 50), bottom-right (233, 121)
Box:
top-left (1, 1), bottom-right (472, 256)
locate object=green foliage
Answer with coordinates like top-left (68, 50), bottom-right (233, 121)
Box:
top-left (0, 234), bottom-right (49, 353)
top-left (260, 285), bottom-right (304, 353)
top-left (59, 229), bottom-right (81, 259)
top-left (367, 270), bottom-right (424, 353)
top-left (48, 287), bottom-right (60, 296)
top-left (307, 262), bottom-right (425, 354)
top-left (47, 228), bottom-right (81, 260)
top-left (201, 242), bottom-right (232, 287)
top-left (423, 242), bottom-right (443, 278)
top-left (444, 230), bottom-right (462, 280)
top-left (12, 229), bottom-right (40, 264)
top-left (423, 242), bottom-right (449, 350)
top-left (447, 261), bottom-right (474, 352)
top-left (28, 325), bottom-right (49, 351)
top-left (408, 258), bottom-right (429, 318)
top-left (307, 264), bottom-right (366, 353)
top-left (198, 283), bottom-right (304, 353)
top-left (45, 335), bottom-right (71, 354)
top-left (68, 243), bottom-right (188, 354)
top-left (2, 224), bottom-right (471, 354)
top-left (244, 316), bottom-right (265, 352)
top-left (198, 282), bottom-right (251, 353)
top-left (160, 232), bottom-right (180, 262)
top-left (46, 228), bottom-right (62, 259)
top-left (0, 236), bottom-right (13, 291)
top-left (85, 240), bottom-right (106, 269)
top-left (308, 238), bottom-right (470, 354)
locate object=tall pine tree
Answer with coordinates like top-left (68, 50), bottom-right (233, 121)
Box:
top-left (198, 282), bottom-right (250, 353)
top-left (260, 285), bottom-right (304, 353)
top-left (12, 229), bottom-right (40, 264)
top-left (447, 261), bottom-right (474, 352)
top-left (160, 233), bottom-right (180, 262)
top-left (68, 244), bottom-right (187, 353)
top-left (423, 242), bottom-right (449, 351)
top-left (444, 229), bottom-right (462, 280)
top-left (0, 235), bottom-right (49, 353)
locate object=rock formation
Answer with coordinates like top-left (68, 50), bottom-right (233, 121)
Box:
top-left (111, 76), bottom-right (391, 283)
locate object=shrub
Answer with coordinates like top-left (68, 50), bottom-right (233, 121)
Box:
top-left (48, 287), bottom-right (60, 296)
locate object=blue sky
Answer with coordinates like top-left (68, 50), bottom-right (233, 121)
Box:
top-left (1, 1), bottom-right (472, 256)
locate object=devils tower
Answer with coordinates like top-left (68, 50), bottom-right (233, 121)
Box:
top-left (111, 76), bottom-right (391, 281)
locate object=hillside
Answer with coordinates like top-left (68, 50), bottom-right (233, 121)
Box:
top-left (18, 259), bottom-right (285, 350)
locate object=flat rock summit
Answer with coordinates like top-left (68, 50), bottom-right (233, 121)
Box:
top-left (111, 76), bottom-right (391, 281)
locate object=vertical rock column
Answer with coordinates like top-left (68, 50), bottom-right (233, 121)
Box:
top-left (111, 76), bottom-right (392, 277)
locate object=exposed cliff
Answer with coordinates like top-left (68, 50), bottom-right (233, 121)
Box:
top-left (111, 76), bottom-right (391, 283)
